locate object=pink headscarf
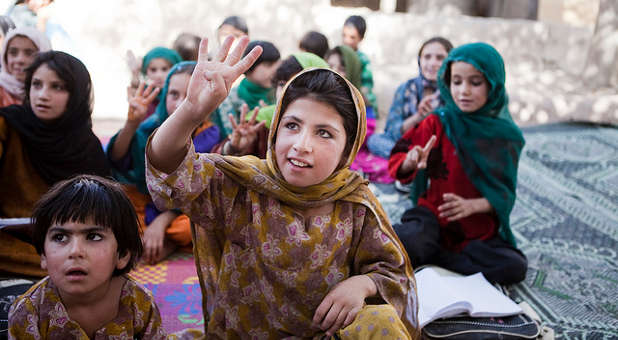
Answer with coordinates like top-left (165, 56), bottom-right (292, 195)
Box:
top-left (0, 26), bottom-right (51, 98)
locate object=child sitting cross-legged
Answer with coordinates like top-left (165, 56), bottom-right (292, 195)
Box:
top-left (146, 36), bottom-right (420, 338)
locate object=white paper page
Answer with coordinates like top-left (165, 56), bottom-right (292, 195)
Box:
top-left (416, 267), bottom-right (522, 327)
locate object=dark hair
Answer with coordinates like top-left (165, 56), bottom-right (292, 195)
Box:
top-left (278, 70), bottom-right (357, 163)
top-left (418, 36), bottom-right (453, 58)
top-left (344, 15), bottom-right (366, 38)
top-left (244, 40), bottom-right (280, 75)
top-left (0, 15), bottom-right (15, 36)
top-left (219, 15), bottom-right (248, 34)
top-left (173, 33), bottom-right (201, 61)
top-left (271, 55), bottom-right (303, 88)
top-left (32, 175), bottom-right (143, 276)
top-left (24, 51), bottom-right (93, 125)
top-left (324, 48), bottom-right (344, 66)
top-left (299, 31), bottom-right (329, 59)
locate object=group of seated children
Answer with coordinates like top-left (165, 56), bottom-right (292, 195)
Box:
top-left (1, 11), bottom-right (528, 339)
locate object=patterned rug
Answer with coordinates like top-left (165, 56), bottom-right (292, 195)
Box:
top-left (129, 252), bottom-right (203, 333)
top-left (372, 122), bottom-right (618, 339)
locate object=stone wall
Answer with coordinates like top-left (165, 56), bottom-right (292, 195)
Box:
top-left (37, 0), bottom-right (617, 127)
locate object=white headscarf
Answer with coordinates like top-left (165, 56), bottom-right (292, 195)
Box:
top-left (0, 26), bottom-right (51, 97)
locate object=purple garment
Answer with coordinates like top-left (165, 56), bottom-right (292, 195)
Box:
top-left (145, 125), bottom-right (221, 225)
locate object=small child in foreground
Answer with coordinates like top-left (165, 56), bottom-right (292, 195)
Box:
top-left (8, 175), bottom-right (168, 339)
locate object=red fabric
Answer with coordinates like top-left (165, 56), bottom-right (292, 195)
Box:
top-left (388, 115), bottom-right (497, 251)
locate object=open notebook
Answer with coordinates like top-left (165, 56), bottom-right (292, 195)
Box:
top-left (416, 266), bottom-right (522, 328)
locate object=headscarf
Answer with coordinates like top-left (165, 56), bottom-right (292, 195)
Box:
top-left (293, 52), bottom-right (329, 69)
top-left (140, 46), bottom-right (182, 75)
top-left (0, 51), bottom-right (110, 185)
top-left (335, 45), bottom-right (362, 90)
top-left (256, 52), bottom-right (329, 128)
top-left (109, 61), bottom-right (196, 194)
top-left (0, 26), bottom-right (51, 97)
top-left (204, 68), bottom-right (417, 331)
top-left (418, 42), bottom-right (525, 246)
top-left (236, 77), bottom-right (271, 110)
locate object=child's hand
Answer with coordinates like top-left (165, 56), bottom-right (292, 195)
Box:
top-left (224, 104), bottom-right (265, 155)
top-left (183, 36), bottom-right (263, 126)
top-left (438, 194), bottom-right (492, 221)
top-left (127, 82), bottom-right (159, 125)
top-left (417, 92), bottom-right (439, 117)
top-left (402, 135), bottom-right (436, 173)
top-left (312, 275), bottom-right (377, 337)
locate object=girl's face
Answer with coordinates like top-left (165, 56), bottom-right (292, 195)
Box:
top-left (146, 58), bottom-right (172, 89)
top-left (450, 61), bottom-right (489, 113)
top-left (217, 24), bottom-right (247, 46)
top-left (419, 42), bottom-right (448, 81)
top-left (342, 25), bottom-right (361, 51)
top-left (41, 220), bottom-right (130, 300)
top-left (247, 60), bottom-right (281, 89)
top-left (30, 64), bottom-right (70, 121)
top-left (275, 97), bottom-right (347, 187)
top-left (326, 53), bottom-right (346, 78)
top-left (165, 72), bottom-right (191, 115)
top-left (6, 36), bottom-right (38, 82)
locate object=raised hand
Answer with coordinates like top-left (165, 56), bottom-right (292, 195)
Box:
top-left (417, 91), bottom-right (440, 117)
top-left (402, 135), bottom-right (436, 173)
top-left (183, 36), bottom-right (263, 126)
top-left (127, 81), bottom-right (159, 125)
top-left (225, 104), bottom-right (266, 155)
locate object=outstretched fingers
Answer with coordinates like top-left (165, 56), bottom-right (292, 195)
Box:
top-left (248, 106), bottom-right (259, 125)
top-left (423, 135), bottom-right (437, 154)
top-left (214, 36), bottom-right (233, 63)
top-left (196, 37), bottom-right (210, 64)
top-left (231, 44), bottom-right (263, 77)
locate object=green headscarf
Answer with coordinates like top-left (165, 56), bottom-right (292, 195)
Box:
top-left (335, 45), bottom-right (362, 90)
top-left (140, 46), bottom-right (183, 75)
top-left (255, 53), bottom-right (330, 127)
top-left (293, 52), bottom-right (329, 69)
top-left (109, 61), bottom-right (196, 194)
top-left (237, 78), bottom-right (272, 111)
top-left (414, 42), bottom-right (525, 247)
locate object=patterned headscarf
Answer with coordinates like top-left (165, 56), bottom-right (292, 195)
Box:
top-left (204, 68), bottom-right (418, 332)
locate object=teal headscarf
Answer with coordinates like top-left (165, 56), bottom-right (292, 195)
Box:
top-left (412, 42), bottom-right (525, 246)
top-left (141, 47), bottom-right (183, 75)
top-left (109, 61), bottom-right (196, 194)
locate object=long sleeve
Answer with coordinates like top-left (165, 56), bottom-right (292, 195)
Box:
top-left (8, 296), bottom-right (41, 340)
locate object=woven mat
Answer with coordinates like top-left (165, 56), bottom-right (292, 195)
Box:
top-left (373, 122), bottom-right (618, 339)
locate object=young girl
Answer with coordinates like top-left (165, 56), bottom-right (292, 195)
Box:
top-left (368, 37), bottom-right (452, 159)
top-left (325, 45), bottom-right (392, 183)
top-left (126, 46), bottom-right (182, 116)
top-left (0, 51), bottom-right (110, 276)
top-left (215, 40), bottom-right (280, 138)
top-left (212, 52), bottom-right (330, 158)
top-left (0, 26), bottom-right (51, 107)
top-left (108, 61), bottom-right (220, 264)
top-left (8, 175), bottom-right (167, 339)
top-left (388, 42), bottom-right (528, 285)
top-left (342, 15), bottom-right (377, 114)
top-left (146, 36), bottom-right (419, 338)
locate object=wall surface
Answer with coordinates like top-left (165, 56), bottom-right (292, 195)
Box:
top-left (4, 0), bottom-right (616, 129)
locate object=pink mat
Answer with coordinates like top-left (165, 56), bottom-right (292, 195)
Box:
top-left (129, 252), bottom-right (203, 333)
